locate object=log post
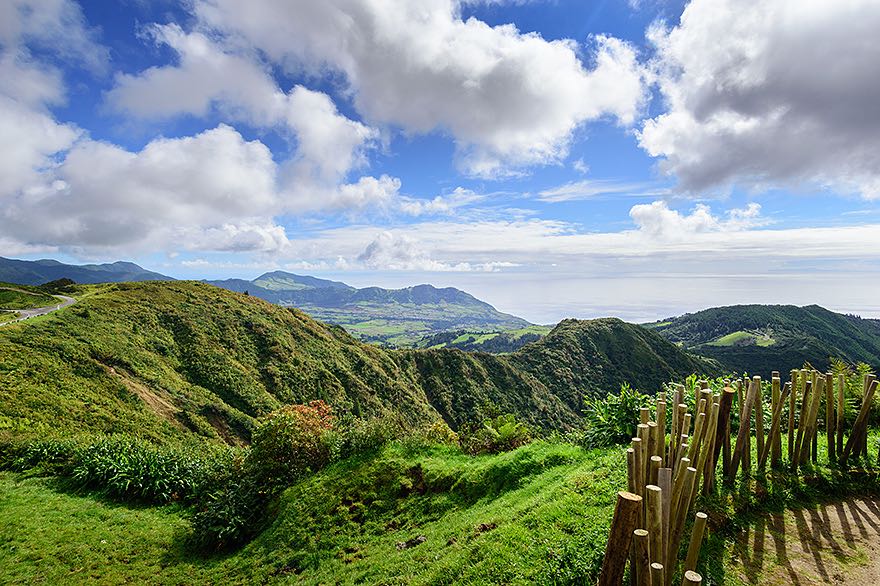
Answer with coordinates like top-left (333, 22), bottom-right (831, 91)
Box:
top-left (754, 380), bottom-right (765, 465)
top-left (650, 563), bottom-right (664, 586)
top-left (825, 372), bottom-right (835, 462)
top-left (771, 377), bottom-right (782, 466)
top-left (684, 512), bottom-right (708, 573)
top-left (713, 388), bottom-right (735, 475)
top-left (792, 380), bottom-right (812, 469)
top-left (788, 369), bottom-right (798, 459)
top-left (729, 377), bottom-right (758, 482)
top-left (633, 529), bottom-right (651, 586)
top-left (836, 373), bottom-right (845, 459)
top-left (598, 492), bottom-right (643, 586)
top-left (646, 485), bottom-right (664, 569)
top-left (842, 380), bottom-right (878, 465)
top-left (658, 468), bottom-right (672, 565)
top-left (681, 570), bottom-right (702, 585)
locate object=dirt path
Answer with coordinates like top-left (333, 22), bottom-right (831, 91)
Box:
top-left (727, 497), bottom-right (880, 585)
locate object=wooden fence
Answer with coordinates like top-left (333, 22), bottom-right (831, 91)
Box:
top-left (597, 369), bottom-right (878, 586)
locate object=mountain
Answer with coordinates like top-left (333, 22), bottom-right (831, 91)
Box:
top-left (0, 281), bottom-right (714, 442)
top-left (0, 257), bottom-right (172, 285)
top-left (206, 271), bottom-right (531, 346)
top-left (415, 325), bottom-right (553, 353)
top-left (646, 304), bottom-right (880, 375)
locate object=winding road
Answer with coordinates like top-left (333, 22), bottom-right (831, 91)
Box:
top-left (0, 291), bottom-right (76, 326)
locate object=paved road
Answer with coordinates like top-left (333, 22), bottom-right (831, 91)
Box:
top-left (0, 294), bottom-right (76, 325)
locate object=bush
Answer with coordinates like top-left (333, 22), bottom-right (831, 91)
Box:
top-left (578, 383), bottom-right (652, 448)
top-left (245, 400), bottom-right (334, 487)
top-left (462, 413), bottom-right (532, 455)
top-left (328, 415), bottom-right (400, 462)
top-left (189, 461), bottom-right (268, 550)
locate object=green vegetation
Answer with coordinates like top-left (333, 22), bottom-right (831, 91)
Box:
top-left (0, 281), bottom-right (713, 440)
top-left (0, 440), bottom-right (625, 585)
top-left (648, 304), bottom-right (880, 374)
top-left (417, 325), bottom-right (553, 353)
top-left (207, 271), bottom-right (532, 347)
top-left (0, 283), bottom-right (56, 310)
top-left (707, 329), bottom-right (776, 347)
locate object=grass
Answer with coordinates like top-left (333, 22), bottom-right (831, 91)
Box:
top-left (707, 330), bottom-right (776, 347)
top-left (0, 312), bottom-right (15, 324)
top-left (0, 441), bottom-right (625, 585)
top-left (0, 287), bottom-right (56, 310)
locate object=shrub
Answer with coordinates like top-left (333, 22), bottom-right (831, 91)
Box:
top-left (245, 400), bottom-right (334, 487)
top-left (189, 461), bottom-right (268, 550)
top-left (578, 383), bottom-right (652, 448)
top-left (462, 413), bottom-right (532, 455)
top-left (328, 415), bottom-right (401, 462)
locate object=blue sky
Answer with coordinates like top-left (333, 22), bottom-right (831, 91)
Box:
top-left (1, 0), bottom-right (879, 323)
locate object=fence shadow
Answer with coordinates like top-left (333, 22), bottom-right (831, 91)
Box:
top-left (732, 498), bottom-right (880, 585)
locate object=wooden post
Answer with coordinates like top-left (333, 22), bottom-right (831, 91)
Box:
top-left (713, 388), bottom-right (735, 475)
top-left (681, 570), bottom-right (702, 585)
top-left (633, 437), bottom-right (644, 497)
top-left (842, 380), bottom-right (878, 465)
top-left (684, 512), bottom-right (708, 573)
top-left (754, 380), bottom-right (765, 465)
top-left (627, 448), bottom-right (637, 493)
top-left (836, 373), bottom-right (845, 459)
top-left (646, 485), bottom-right (664, 568)
top-left (792, 380), bottom-right (812, 470)
top-left (598, 492), bottom-right (643, 586)
top-left (759, 382), bottom-right (790, 470)
top-left (687, 410), bottom-right (706, 464)
top-left (633, 529), bottom-right (651, 586)
top-left (771, 377), bottom-right (782, 465)
top-left (729, 377), bottom-right (758, 482)
top-left (825, 372), bottom-right (835, 462)
top-left (650, 456), bottom-right (662, 487)
top-left (639, 424), bottom-right (651, 490)
top-left (788, 369), bottom-right (798, 459)
top-left (656, 401), bottom-right (667, 467)
top-left (650, 563), bottom-right (664, 586)
top-left (658, 468), bottom-right (672, 565)
top-left (801, 376), bottom-right (823, 466)
top-left (641, 407), bottom-right (650, 425)
top-left (666, 467), bottom-right (697, 586)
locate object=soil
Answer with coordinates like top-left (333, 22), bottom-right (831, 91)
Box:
top-left (728, 497), bottom-right (880, 585)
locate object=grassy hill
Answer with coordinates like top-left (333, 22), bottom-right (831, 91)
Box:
top-left (0, 283), bottom-right (56, 310)
top-left (0, 281), bottom-right (713, 442)
top-left (415, 325), bottom-right (553, 353)
top-left (0, 257), bottom-right (171, 285)
top-left (0, 441), bottom-right (622, 584)
top-left (646, 304), bottom-right (880, 375)
top-left (207, 272), bottom-right (531, 347)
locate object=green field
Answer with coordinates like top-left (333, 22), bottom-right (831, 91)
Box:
top-left (0, 442), bottom-right (623, 585)
top-left (0, 286), bottom-right (56, 310)
top-left (707, 330), bottom-right (776, 347)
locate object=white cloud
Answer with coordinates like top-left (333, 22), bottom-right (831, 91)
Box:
top-left (193, 0), bottom-right (648, 177)
top-left (640, 0), bottom-right (880, 199)
top-left (107, 24), bottom-right (395, 215)
top-left (356, 231), bottom-right (515, 271)
top-left (537, 178), bottom-right (668, 202)
top-left (399, 187), bottom-right (484, 216)
top-left (629, 201), bottom-right (767, 238)
top-left (1, 125), bottom-right (289, 252)
top-left (0, 0), bottom-right (109, 73)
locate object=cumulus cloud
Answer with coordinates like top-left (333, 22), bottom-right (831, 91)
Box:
top-left (356, 231), bottom-right (515, 271)
top-left (1, 125), bottom-right (290, 252)
top-left (107, 24), bottom-right (395, 214)
top-left (399, 187), bottom-right (484, 216)
top-left (629, 201), bottom-right (766, 238)
top-left (639, 0), bottom-right (880, 199)
top-left (0, 0), bottom-right (109, 73)
top-left (193, 0), bottom-right (648, 177)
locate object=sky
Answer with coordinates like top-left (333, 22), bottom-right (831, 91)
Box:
top-left (1, 0), bottom-right (879, 323)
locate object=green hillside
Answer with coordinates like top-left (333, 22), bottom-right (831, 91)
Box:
top-left (647, 304), bottom-right (880, 375)
top-left (0, 281), bottom-right (712, 441)
top-left (0, 283), bottom-right (56, 310)
top-left (416, 325), bottom-right (553, 353)
top-left (206, 272), bottom-right (531, 346)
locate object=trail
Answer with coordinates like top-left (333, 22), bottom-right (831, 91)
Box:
top-left (728, 496), bottom-right (880, 585)
top-left (0, 293), bottom-right (76, 325)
